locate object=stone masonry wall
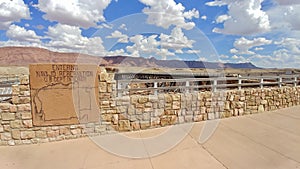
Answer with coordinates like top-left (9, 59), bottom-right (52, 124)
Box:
top-left (0, 75), bottom-right (109, 146)
top-left (1, 71), bottom-right (300, 146)
top-left (99, 69), bottom-right (300, 131)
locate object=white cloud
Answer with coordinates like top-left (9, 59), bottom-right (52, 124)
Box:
top-left (0, 40), bottom-right (44, 48)
top-left (106, 30), bottom-right (129, 43)
top-left (216, 14), bottom-right (231, 23)
top-left (0, 0), bottom-right (30, 29)
top-left (125, 27), bottom-right (197, 59)
top-left (119, 24), bottom-right (128, 30)
top-left (230, 37), bottom-right (272, 55)
top-left (36, 0), bottom-right (112, 28)
top-left (156, 48), bottom-right (175, 60)
top-left (106, 49), bottom-right (128, 56)
top-left (160, 27), bottom-right (195, 50)
top-left (201, 15), bottom-right (207, 20)
top-left (97, 23), bottom-right (113, 29)
top-left (210, 0), bottom-right (270, 35)
top-left (139, 0), bottom-right (199, 30)
top-left (126, 34), bottom-right (160, 57)
top-left (267, 4), bottom-right (300, 31)
top-left (205, 1), bottom-right (227, 7)
top-left (275, 38), bottom-right (300, 54)
top-left (229, 48), bottom-right (238, 54)
top-left (231, 55), bottom-right (248, 63)
top-left (46, 24), bottom-right (106, 55)
top-left (6, 25), bottom-right (41, 43)
top-left (246, 38), bottom-right (300, 68)
top-left (186, 49), bottom-right (201, 54)
top-left (274, 0), bottom-right (300, 5)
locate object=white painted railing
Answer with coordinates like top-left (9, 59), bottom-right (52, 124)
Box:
top-left (116, 74), bottom-right (299, 96)
top-left (0, 76), bottom-right (19, 101)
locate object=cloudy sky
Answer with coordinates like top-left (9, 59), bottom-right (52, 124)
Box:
top-left (0, 0), bottom-right (299, 68)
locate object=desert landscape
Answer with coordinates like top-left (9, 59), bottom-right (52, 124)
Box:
top-left (0, 46), bottom-right (299, 77)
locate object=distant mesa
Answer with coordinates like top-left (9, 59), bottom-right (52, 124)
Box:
top-left (0, 46), bottom-right (258, 69)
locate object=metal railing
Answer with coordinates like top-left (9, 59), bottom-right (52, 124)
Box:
top-left (116, 74), bottom-right (300, 97)
top-left (0, 76), bottom-right (20, 102)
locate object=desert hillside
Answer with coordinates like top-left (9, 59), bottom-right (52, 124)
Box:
top-left (0, 47), bottom-right (258, 69)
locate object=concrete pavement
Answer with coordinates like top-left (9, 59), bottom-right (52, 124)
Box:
top-left (1, 106), bottom-right (300, 169)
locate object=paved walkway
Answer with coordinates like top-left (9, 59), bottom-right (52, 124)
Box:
top-left (1, 106), bottom-right (300, 169)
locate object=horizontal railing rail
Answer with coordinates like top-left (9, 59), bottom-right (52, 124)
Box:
top-left (116, 74), bottom-right (300, 96)
top-left (0, 76), bottom-right (20, 101)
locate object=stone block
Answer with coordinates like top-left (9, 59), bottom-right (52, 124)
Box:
top-left (8, 140), bottom-right (15, 146)
top-left (172, 94), bottom-right (180, 101)
top-left (101, 114), bottom-right (112, 122)
top-left (12, 85), bottom-right (20, 94)
top-left (131, 122), bottom-right (140, 130)
top-left (12, 130), bottom-right (21, 139)
top-left (59, 127), bottom-right (71, 135)
top-left (20, 75), bottom-right (29, 85)
top-left (17, 104), bottom-right (31, 112)
top-left (21, 112), bottom-right (32, 120)
top-left (258, 105), bottom-right (264, 112)
top-left (19, 97), bottom-right (31, 104)
top-left (10, 120), bottom-right (22, 129)
top-left (12, 96), bottom-right (20, 104)
top-left (193, 115), bottom-right (204, 122)
top-left (47, 130), bottom-right (59, 138)
top-left (0, 125), bottom-right (3, 132)
top-left (99, 82), bottom-right (107, 93)
top-left (99, 72), bottom-right (108, 82)
top-left (200, 107), bottom-right (206, 114)
top-left (2, 113), bottom-right (15, 121)
top-left (0, 103), bottom-right (11, 110)
top-left (140, 121), bottom-right (151, 130)
top-left (35, 131), bottom-right (47, 138)
top-left (1, 132), bottom-right (12, 141)
top-left (184, 115), bottom-right (193, 122)
top-left (112, 114), bottom-right (118, 125)
top-left (23, 120), bottom-right (33, 128)
top-left (21, 131), bottom-right (35, 139)
top-left (9, 105), bottom-right (17, 113)
top-left (138, 97), bottom-right (149, 104)
top-left (172, 101), bottom-right (181, 109)
top-left (118, 120), bottom-right (131, 131)
top-left (71, 129), bottom-right (81, 135)
top-left (3, 125), bottom-right (10, 132)
top-left (160, 115), bottom-right (177, 126)
top-left (19, 85), bottom-right (29, 91)
top-left (164, 94), bottom-right (172, 103)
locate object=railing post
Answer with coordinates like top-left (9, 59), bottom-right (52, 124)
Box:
top-left (117, 81), bottom-right (122, 97)
top-left (294, 76), bottom-right (297, 87)
top-left (260, 78), bottom-right (264, 89)
top-left (278, 77), bottom-right (282, 88)
top-left (186, 81), bottom-right (190, 93)
top-left (154, 82), bottom-right (158, 96)
top-left (213, 79), bottom-right (217, 92)
top-left (238, 78), bottom-right (242, 90)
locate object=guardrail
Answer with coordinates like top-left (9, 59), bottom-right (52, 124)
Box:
top-left (0, 76), bottom-right (20, 101)
top-left (116, 74), bottom-right (299, 97)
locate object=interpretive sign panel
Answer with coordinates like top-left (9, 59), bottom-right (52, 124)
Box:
top-left (29, 64), bottom-right (99, 126)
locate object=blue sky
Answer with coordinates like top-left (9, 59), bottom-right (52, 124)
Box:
top-left (0, 0), bottom-right (300, 68)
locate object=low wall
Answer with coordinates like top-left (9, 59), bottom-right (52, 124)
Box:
top-left (1, 70), bottom-right (300, 146)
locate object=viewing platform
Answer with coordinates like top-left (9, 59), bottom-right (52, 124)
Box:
top-left (1, 105), bottom-right (300, 169)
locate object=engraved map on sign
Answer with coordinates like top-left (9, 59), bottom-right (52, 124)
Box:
top-left (29, 64), bottom-right (99, 126)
